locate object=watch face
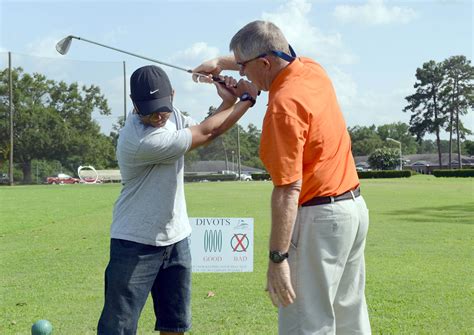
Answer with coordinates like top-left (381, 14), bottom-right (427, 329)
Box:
top-left (240, 93), bottom-right (256, 107)
top-left (270, 251), bottom-right (287, 263)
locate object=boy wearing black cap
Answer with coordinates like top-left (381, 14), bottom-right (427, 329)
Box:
top-left (97, 65), bottom-right (257, 335)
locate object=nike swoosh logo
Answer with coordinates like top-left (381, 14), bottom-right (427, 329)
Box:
top-left (150, 89), bottom-right (159, 94)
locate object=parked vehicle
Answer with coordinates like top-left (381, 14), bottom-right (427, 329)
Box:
top-left (46, 173), bottom-right (80, 184)
top-left (79, 176), bottom-right (103, 184)
top-left (219, 170), bottom-right (253, 181)
top-left (239, 173), bottom-right (252, 181)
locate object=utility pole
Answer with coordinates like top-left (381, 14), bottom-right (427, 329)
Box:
top-left (387, 138), bottom-right (402, 170)
top-left (123, 61), bottom-right (127, 121)
top-left (8, 52), bottom-right (14, 186)
top-left (237, 124), bottom-right (241, 180)
top-left (231, 151), bottom-right (235, 172)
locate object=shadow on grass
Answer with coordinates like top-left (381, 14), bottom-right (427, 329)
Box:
top-left (385, 203), bottom-right (474, 224)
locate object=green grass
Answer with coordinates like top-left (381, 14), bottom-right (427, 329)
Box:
top-left (0, 175), bottom-right (473, 334)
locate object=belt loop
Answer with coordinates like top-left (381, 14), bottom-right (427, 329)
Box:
top-left (350, 190), bottom-right (355, 200)
top-left (330, 196), bottom-right (335, 203)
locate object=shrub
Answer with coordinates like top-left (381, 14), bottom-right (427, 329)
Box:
top-left (432, 169), bottom-right (474, 178)
top-left (368, 148), bottom-right (400, 170)
top-left (358, 170), bottom-right (412, 179)
top-left (251, 173), bottom-right (271, 181)
top-left (184, 174), bottom-right (237, 182)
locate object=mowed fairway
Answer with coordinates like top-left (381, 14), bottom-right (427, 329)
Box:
top-left (1, 175), bottom-right (473, 334)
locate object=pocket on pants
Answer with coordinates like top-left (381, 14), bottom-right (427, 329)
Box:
top-left (290, 215), bottom-right (302, 249)
top-left (314, 214), bottom-right (352, 237)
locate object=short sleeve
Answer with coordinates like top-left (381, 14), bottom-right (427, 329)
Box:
top-left (136, 128), bottom-right (192, 165)
top-left (260, 112), bottom-right (307, 186)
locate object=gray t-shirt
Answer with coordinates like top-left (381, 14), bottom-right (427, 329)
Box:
top-left (110, 107), bottom-right (197, 246)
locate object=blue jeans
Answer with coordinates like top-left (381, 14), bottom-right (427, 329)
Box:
top-left (97, 237), bottom-right (192, 334)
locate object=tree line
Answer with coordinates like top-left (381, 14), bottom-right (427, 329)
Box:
top-left (1, 55), bottom-right (472, 183)
top-left (403, 55), bottom-right (473, 168)
top-left (0, 67), bottom-right (116, 183)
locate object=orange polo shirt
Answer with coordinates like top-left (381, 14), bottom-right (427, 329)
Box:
top-left (259, 57), bottom-right (359, 205)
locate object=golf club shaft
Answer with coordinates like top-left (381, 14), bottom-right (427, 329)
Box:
top-left (71, 36), bottom-right (214, 79)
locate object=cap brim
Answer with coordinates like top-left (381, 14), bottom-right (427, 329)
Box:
top-left (134, 96), bottom-right (173, 116)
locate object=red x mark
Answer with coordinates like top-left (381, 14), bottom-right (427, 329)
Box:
top-left (231, 234), bottom-right (248, 252)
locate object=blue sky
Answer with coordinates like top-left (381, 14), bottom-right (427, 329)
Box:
top-left (1, 0), bottom-right (472, 138)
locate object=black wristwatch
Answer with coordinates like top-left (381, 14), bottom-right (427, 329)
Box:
top-left (269, 250), bottom-right (289, 263)
top-left (240, 92), bottom-right (256, 107)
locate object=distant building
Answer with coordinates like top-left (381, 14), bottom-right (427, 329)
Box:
top-left (354, 154), bottom-right (474, 174)
top-left (404, 154), bottom-right (474, 174)
top-left (185, 160), bottom-right (265, 175)
top-left (79, 169), bottom-right (122, 183)
top-left (77, 161), bottom-right (265, 183)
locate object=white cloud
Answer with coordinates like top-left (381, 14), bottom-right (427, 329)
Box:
top-left (334, 0), bottom-right (418, 26)
top-left (172, 42), bottom-right (220, 69)
top-left (259, 0), bottom-right (412, 127)
top-left (25, 27), bottom-right (129, 59)
top-left (26, 35), bottom-right (64, 58)
top-left (329, 65), bottom-right (411, 127)
top-left (138, 0), bottom-right (415, 130)
top-left (169, 42), bottom-right (223, 121)
top-left (170, 0), bottom-right (360, 127)
top-left (100, 27), bottom-right (128, 46)
top-left (262, 0), bottom-right (357, 65)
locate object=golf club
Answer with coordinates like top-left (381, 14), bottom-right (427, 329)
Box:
top-left (56, 35), bottom-right (222, 82)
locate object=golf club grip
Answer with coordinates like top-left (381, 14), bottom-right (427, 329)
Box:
top-left (212, 76), bottom-right (225, 83)
top-left (211, 76), bottom-right (261, 95)
top-left (212, 76), bottom-right (261, 98)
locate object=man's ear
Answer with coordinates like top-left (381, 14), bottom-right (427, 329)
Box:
top-left (261, 57), bottom-right (271, 69)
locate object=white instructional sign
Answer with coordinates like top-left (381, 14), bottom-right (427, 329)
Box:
top-left (189, 218), bottom-right (254, 273)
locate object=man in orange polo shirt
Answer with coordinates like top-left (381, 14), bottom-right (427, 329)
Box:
top-left (193, 20), bottom-right (371, 334)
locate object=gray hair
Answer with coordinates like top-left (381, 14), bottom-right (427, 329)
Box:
top-left (229, 20), bottom-right (290, 60)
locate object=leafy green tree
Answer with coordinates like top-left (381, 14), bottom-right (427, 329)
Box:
top-left (0, 67), bottom-right (115, 182)
top-left (368, 148), bottom-right (400, 170)
top-left (463, 140), bottom-right (474, 156)
top-left (110, 115), bottom-right (125, 148)
top-left (191, 120), bottom-right (263, 170)
top-left (348, 125), bottom-right (383, 156)
top-left (417, 139), bottom-right (436, 154)
top-left (0, 68), bottom-right (67, 182)
top-left (376, 122), bottom-right (418, 155)
top-left (242, 123), bottom-right (264, 169)
top-left (404, 60), bottom-right (447, 168)
top-left (441, 55), bottom-right (473, 168)
top-left (49, 81), bottom-right (115, 172)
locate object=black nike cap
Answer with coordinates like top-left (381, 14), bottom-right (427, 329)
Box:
top-left (130, 65), bottom-right (173, 116)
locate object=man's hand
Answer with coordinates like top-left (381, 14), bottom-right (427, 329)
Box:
top-left (266, 260), bottom-right (296, 308)
top-left (192, 58), bottom-right (222, 83)
top-left (193, 55), bottom-right (240, 83)
top-left (235, 79), bottom-right (258, 100)
top-left (215, 76), bottom-right (238, 105)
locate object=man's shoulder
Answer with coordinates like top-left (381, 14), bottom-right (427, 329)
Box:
top-left (174, 107), bottom-right (198, 127)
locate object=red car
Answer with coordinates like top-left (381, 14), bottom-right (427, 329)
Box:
top-left (46, 173), bottom-right (80, 184)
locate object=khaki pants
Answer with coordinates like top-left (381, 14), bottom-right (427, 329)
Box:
top-left (279, 196), bottom-right (371, 335)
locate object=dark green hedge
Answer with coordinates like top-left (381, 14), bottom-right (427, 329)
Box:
top-left (432, 169), bottom-right (474, 178)
top-left (357, 170), bottom-right (412, 179)
top-left (251, 173), bottom-right (271, 181)
top-left (184, 174), bottom-right (237, 182)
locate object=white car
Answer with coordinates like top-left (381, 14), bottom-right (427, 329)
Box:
top-left (239, 173), bottom-right (252, 181)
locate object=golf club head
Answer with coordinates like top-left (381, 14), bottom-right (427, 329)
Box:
top-left (56, 36), bottom-right (73, 55)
